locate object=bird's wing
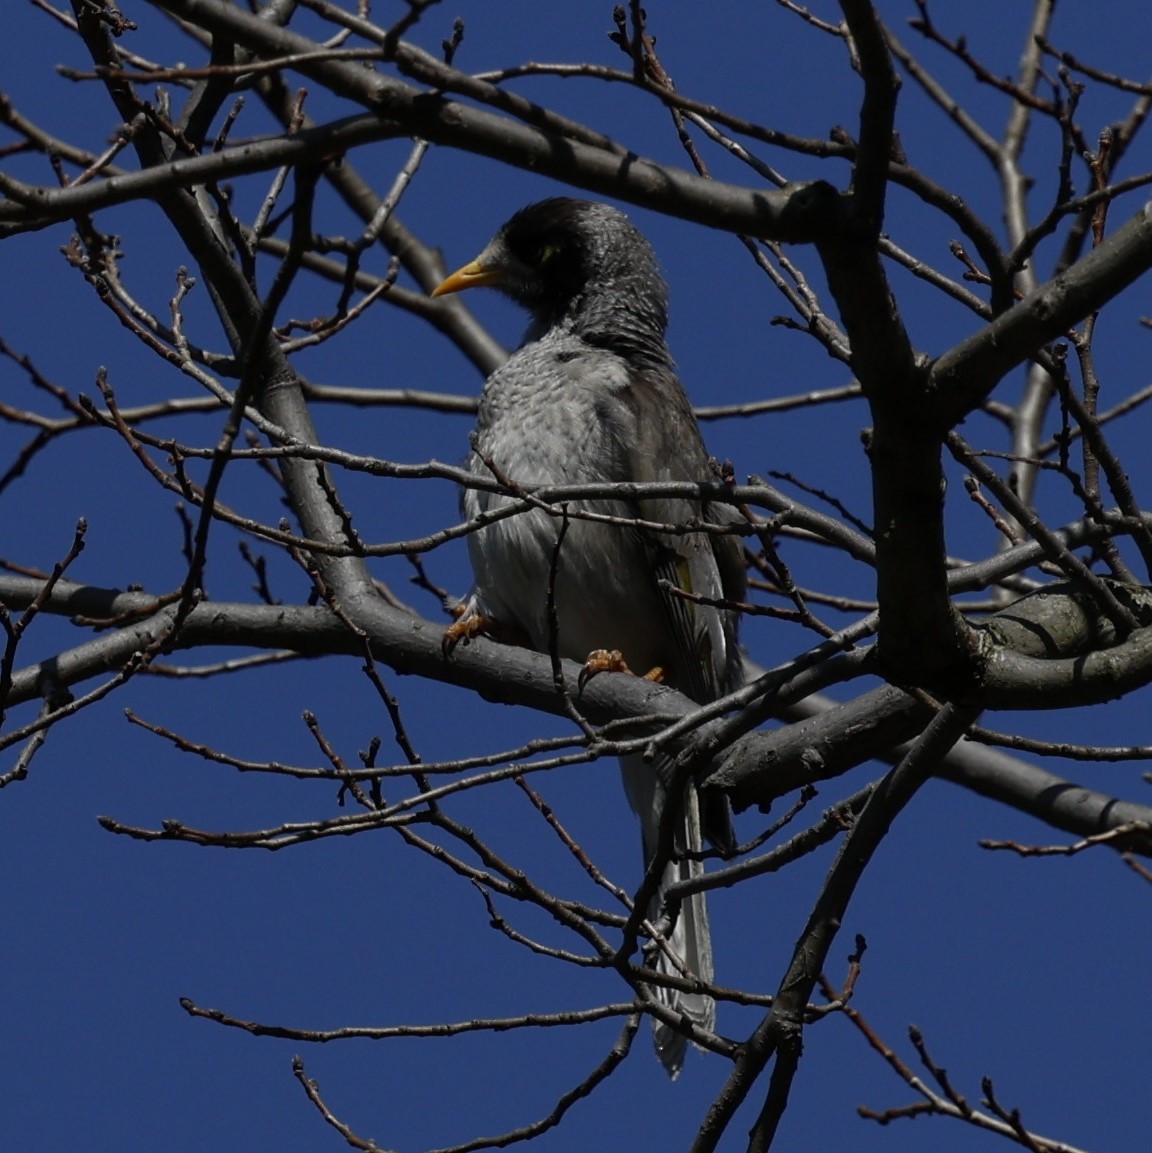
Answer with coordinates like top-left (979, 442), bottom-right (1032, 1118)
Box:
top-left (607, 362), bottom-right (746, 704)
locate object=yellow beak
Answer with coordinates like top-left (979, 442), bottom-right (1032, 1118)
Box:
top-left (431, 258), bottom-right (508, 297)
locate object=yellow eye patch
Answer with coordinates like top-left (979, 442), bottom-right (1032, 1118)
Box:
top-left (536, 242), bottom-right (562, 266)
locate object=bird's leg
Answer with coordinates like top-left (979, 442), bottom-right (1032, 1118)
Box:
top-left (578, 649), bottom-right (667, 691)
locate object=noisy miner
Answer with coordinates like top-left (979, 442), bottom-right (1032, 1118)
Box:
top-left (433, 198), bottom-right (744, 1078)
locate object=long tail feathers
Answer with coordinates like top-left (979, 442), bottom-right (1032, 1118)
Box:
top-left (651, 844), bottom-right (715, 1078)
top-left (621, 754), bottom-right (715, 1079)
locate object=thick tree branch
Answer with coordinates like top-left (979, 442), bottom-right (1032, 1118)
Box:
top-left (712, 688), bottom-right (1152, 855)
top-left (5, 574), bottom-right (1152, 851)
top-left (931, 199), bottom-right (1152, 424)
top-left (840, 0), bottom-right (900, 232)
top-left (18, 0), bottom-right (837, 242)
top-left (813, 7), bottom-right (974, 690)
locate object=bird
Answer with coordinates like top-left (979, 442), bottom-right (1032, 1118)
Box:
top-left (432, 198), bottom-right (744, 1077)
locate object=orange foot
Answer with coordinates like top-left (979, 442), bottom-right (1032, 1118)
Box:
top-left (578, 649), bottom-right (667, 691)
top-left (442, 612), bottom-right (493, 656)
top-left (442, 611), bottom-right (531, 657)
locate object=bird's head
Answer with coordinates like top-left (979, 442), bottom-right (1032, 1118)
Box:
top-left (432, 198), bottom-right (669, 343)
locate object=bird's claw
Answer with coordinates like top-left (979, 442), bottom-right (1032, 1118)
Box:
top-left (578, 649), bottom-right (629, 690)
top-left (442, 613), bottom-right (491, 657)
top-left (578, 650), bottom-right (667, 691)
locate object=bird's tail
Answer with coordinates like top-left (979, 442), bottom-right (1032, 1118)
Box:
top-left (620, 754), bottom-right (715, 1079)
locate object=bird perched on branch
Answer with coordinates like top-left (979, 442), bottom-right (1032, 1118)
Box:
top-left (433, 198), bottom-right (743, 1077)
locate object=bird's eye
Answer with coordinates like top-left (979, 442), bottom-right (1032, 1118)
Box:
top-left (531, 241), bottom-right (561, 268)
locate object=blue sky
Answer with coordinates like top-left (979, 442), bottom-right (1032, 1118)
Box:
top-left (2, 3), bottom-right (1151, 1151)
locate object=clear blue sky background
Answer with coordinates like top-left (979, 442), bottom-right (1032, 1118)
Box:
top-left (2, 3), bottom-right (1150, 1151)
